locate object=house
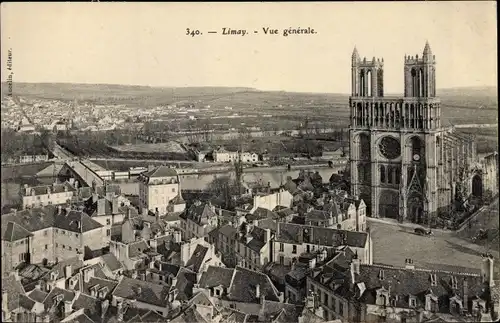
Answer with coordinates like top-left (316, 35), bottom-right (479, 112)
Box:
top-left (307, 254), bottom-right (497, 323)
top-left (273, 222), bottom-right (373, 267)
top-left (1, 206), bottom-right (106, 275)
top-left (213, 147), bottom-right (259, 163)
top-left (138, 166), bottom-right (180, 215)
top-left (179, 201), bottom-right (218, 241)
top-left (214, 220), bottom-right (273, 271)
top-left (198, 266), bottom-right (284, 313)
top-left (21, 182), bottom-right (77, 210)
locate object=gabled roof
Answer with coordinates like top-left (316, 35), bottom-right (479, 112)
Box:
top-left (185, 244), bottom-right (209, 273)
top-left (43, 287), bottom-right (76, 311)
top-left (181, 203), bottom-right (217, 226)
top-left (227, 267), bottom-right (281, 303)
top-left (199, 266), bottom-right (234, 289)
top-left (141, 166), bottom-right (178, 179)
top-left (2, 221), bottom-right (33, 242)
top-left (112, 276), bottom-right (170, 307)
top-left (2, 275), bottom-right (25, 312)
top-left (100, 253), bottom-right (123, 272)
top-left (275, 222), bottom-right (368, 248)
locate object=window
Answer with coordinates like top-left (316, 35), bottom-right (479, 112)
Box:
top-left (339, 302), bottom-right (344, 316)
top-left (409, 297), bottom-right (416, 308)
top-left (292, 245), bottom-right (297, 254)
top-left (172, 188), bottom-right (175, 193)
top-left (69, 246), bottom-right (72, 251)
top-left (45, 245), bottom-right (48, 250)
top-left (55, 243), bottom-right (59, 248)
top-left (106, 229), bottom-right (111, 236)
top-left (62, 245), bottom-right (65, 249)
top-left (55, 229), bottom-right (59, 234)
top-left (75, 233), bottom-right (79, 238)
top-left (106, 219), bottom-right (111, 225)
top-left (279, 243), bottom-right (284, 252)
top-left (324, 292), bottom-right (329, 306)
top-left (75, 249), bottom-right (79, 253)
top-left (44, 230), bottom-right (48, 236)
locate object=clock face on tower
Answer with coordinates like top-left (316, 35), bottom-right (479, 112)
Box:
top-left (378, 136), bottom-right (401, 160)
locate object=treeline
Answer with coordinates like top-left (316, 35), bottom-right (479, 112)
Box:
top-left (1, 129), bottom-right (54, 163)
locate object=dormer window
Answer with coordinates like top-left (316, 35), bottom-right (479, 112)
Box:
top-left (430, 273), bottom-right (437, 286)
top-left (378, 269), bottom-right (385, 281)
top-left (409, 296), bottom-right (416, 308)
top-left (450, 276), bottom-right (457, 289)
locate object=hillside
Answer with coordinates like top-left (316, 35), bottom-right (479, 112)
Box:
top-left (1, 83), bottom-right (497, 125)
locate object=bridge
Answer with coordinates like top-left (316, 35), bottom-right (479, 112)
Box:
top-left (60, 160), bottom-right (105, 188)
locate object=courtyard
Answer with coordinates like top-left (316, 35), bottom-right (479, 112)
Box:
top-left (369, 216), bottom-right (500, 279)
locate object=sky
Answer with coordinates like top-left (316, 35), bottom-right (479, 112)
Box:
top-left (1, 2), bottom-right (497, 94)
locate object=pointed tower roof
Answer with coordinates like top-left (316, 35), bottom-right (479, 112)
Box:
top-left (352, 46), bottom-right (359, 58)
top-left (423, 41), bottom-right (432, 55)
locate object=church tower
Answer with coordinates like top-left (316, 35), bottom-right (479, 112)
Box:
top-left (349, 42), bottom-right (444, 222)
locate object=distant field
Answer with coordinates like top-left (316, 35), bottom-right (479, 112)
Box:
top-left (458, 127), bottom-right (499, 154)
top-left (112, 142), bottom-right (186, 153)
top-left (1, 162), bottom-right (53, 180)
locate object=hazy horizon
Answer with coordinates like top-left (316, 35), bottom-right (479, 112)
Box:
top-left (1, 2), bottom-right (497, 93)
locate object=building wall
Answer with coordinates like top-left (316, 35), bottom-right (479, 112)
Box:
top-left (273, 241), bottom-right (370, 266)
top-left (31, 228), bottom-right (56, 264)
top-left (23, 191), bottom-right (74, 209)
top-left (92, 213), bottom-right (126, 243)
top-left (139, 181), bottom-right (179, 215)
top-left (482, 153), bottom-right (499, 195)
top-left (252, 190), bottom-right (293, 211)
top-left (213, 151), bottom-right (258, 163)
top-left (83, 227), bottom-right (108, 251)
top-left (53, 228), bottom-right (84, 260)
top-left (307, 276), bottom-right (350, 321)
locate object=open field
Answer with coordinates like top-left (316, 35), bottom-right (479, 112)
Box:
top-left (112, 142), bottom-right (186, 153)
top-left (458, 127), bottom-right (499, 154)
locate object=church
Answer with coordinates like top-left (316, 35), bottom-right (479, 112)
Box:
top-left (348, 42), bottom-right (484, 223)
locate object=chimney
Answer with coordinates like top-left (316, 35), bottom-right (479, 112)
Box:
top-left (74, 180), bottom-right (79, 189)
top-left (279, 291), bottom-right (284, 303)
top-left (155, 208), bottom-right (160, 222)
top-left (253, 220), bottom-right (258, 227)
top-left (112, 198), bottom-right (120, 214)
top-left (63, 300), bottom-right (72, 315)
top-left (481, 255), bottom-right (495, 287)
top-left (58, 205), bottom-right (63, 215)
top-left (83, 268), bottom-right (94, 283)
top-left (101, 299), bottom-right (110, 320)
top-left (24, 184), bottom-right (29, 195)
top-left (308, 258), bottom-right (316, 269)
top-left (351, 253), bottom-right (361, 275)
top-left (463, 278), bottom-right (468, 313)
top-left (149, 261), bottom-right (155, 269)
top-left (255, 284), bottom-right (260, 299)
top-left (142, 208), bottom-right (148, 217)
top-left (264, 229), bottom-right (271, 242)
top-left (405, 258), bottom-right (415, 270)
top-left (97, 199), bottom-right (106, 216)
top-left (140, 273), bottom-right (145, 281)
top-left (172, 276), bottom-right (177, 287)
top-left (64, 265), bottom-right (72, 279)
top-left (173, 231), bottom-right (181, 243)
top-left (116, 300), bottom-right (124, 321)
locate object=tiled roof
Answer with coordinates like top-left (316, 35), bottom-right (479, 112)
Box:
top-left (21, 182), bottom-right (76, 197)
top-left (170, 305), bottom-right (208, 323)
top-left (48, 256), bottom-right (85, 281)
top-left (3, 275), bottom-right (25, 312)
top-left (77, 276), bottom-right (118, 298)
top-left (185, 244), bottom-right (209, 273)
top-left (354, 263), bottom-right (488, 312)
top-left (100, 253), bottom-right (123, 272)
top-left (112, 276), bottom-right (170, 307)
top-left (18, 294), bottom-right (36, 311)
top-left (228, 266), bottom-right (281, 303)
top-left (199, 266), bottom-right (234, 289)
top-left (2, 221), bottom-right (33, 241)
top-left (27, 289), bottom-right (49, 303)
top-left (128, 240), bottom-right (149, 258)
top-left (173, 267), bottom-right (197, 301)
top-left (43, 287), bottom-right (76, 311)
top-left (261, 300), bottom-right (303, 323)
top-left (71, 312), bottom-right (96, 323)
top-left (275, 222), bottom-right (368, 248)
top-left (1, 205), bottom-right (103, 236)
top-left (142, 166), bottom-right (178, 179)
top-left (305, 209), bottom-right (331, 221)
top-left (140, 310), bottom-right (165, 322)
top-left (181, 203), bottom-right (217, 226)
top-left (247, 207), bottom-right (278, 221)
